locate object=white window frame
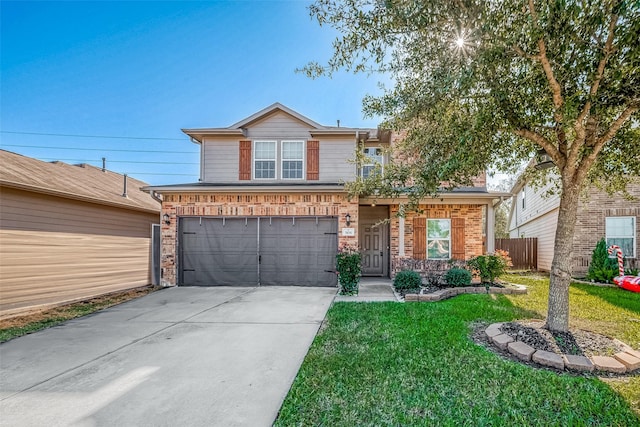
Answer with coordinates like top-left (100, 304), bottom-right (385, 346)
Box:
top-left (606, 216), bottom-right (636, 258)
top-left (253, 140), bottom-right (277, 180)
top-left (427, 218), bottom-right (451, 260)
top-left (281, 140), bottom-right (305, 180)
top-left (360, 147), bottom-right (384, 178)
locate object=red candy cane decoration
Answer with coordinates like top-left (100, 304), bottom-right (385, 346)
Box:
top-left (607, 245), bottom-right (624, 277)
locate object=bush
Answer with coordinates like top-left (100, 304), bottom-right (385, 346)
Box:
top-left (625, 267), bottom-right (639, 276)
top-left (393, 270), bottom-right (422, 292)
top-left (586, 239), bottom-right (618, 283)
top-left (467, 253), bottom-right (510, 284)
top-left (336, 243), bottom-right (361, 295)
top-left (444, 268), bottom-right (472, 287)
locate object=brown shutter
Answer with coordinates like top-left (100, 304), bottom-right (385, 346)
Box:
top-left (239, 140), bottom-right (251, 180)
top-left (451, 217), bottom-right (466, 260)
top-left (306, 140), bottom-right (319, 180)
top-left (413, 217), bottom-right (426, 259)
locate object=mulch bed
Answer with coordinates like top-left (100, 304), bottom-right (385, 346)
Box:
top-left (470, 320), bottom-right (634, 378)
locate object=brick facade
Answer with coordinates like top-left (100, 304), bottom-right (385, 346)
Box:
top-left (160, 192), bottom-right (359, 286)
top-left (389, 203), bottom-right (485, 277)
top-left (571, 186), bottom-right (640, 276)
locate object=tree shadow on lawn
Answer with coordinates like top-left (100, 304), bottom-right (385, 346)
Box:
top-left (574, 282), bottom-right (640, 314)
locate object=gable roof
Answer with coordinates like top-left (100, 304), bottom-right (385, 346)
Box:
top-left (182, 102), bottom-right (370, 143)
top-left (0, 150), bottom-right (160, 214)
top-left (230, 102), bottom-right (322, 129)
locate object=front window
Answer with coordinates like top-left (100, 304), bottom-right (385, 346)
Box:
top-left (282, 141), bottom-right (304, 179)
top-left (361, 147), bottom-right (384, 178)
top-left (254, 141), bottom-right (276, 179)
top-left (427, 219), bottom-right (451, 259)
top-left (606, 216), bottom-right (636, 258)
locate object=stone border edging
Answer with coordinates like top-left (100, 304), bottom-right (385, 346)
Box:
top-left (485, 322), bottom-right (640, 374)
top-left (404, 284), bottom-right (527, 302)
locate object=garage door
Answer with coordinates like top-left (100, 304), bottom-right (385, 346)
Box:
top-left (179, 217), bottom-right (338, 287)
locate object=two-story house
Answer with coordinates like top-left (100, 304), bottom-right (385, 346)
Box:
top-left (509, 172), bottom-right (639, 276)
top-left (147, 103), bottom-right (504, 287)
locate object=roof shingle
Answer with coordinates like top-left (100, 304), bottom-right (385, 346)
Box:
top-left (0, 150), bottom-right (160, 213)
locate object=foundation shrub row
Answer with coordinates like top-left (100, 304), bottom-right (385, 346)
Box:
top-left (393, 251), bottom-right (513, 293)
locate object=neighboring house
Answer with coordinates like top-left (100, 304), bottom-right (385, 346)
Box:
top-left (146, 103), bottom-right (505, 287)
top-left (508, 173), bottom-right (639, 276)
top-left (0, 150), bottom-right (160, 316)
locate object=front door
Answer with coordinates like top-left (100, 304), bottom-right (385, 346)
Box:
top-left (360, 222), bottom-right (385, 275)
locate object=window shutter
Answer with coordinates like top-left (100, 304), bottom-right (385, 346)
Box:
top-left (451, 217), bottom-right (466, 260)
top-left (306, 140), bottom-right (319, 180)
top-left (239, 140), bottom-right (251, 180)
top-left (413, 217), bottom-right (426, 259)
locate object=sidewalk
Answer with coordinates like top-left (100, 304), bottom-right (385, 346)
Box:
top-left (334, 277), bottom-right (399, 302)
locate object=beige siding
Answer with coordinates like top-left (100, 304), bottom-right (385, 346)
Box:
top-left (0, 188), bottom-right (158, 316)
top-left (510, 179), bottom-right (561, 231)
top-left (202, 139), bottom-right (238, 182)
top-left (319, 139), bottom-right (356, 182)
top-left (200, 110), bottom-right (358, 183)
top-left (510, 208), bottom-right (559, 271)
top-left (244, 111), bottom-right (311, 139)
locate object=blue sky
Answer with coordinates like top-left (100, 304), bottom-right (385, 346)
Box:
top-left (1, 1), bottom-right (385, 185)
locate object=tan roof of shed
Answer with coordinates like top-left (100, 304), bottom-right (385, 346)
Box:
top-left (0, 150), bottom-right (160, 214)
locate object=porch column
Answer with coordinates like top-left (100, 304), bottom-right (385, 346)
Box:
top-left (486, 202), bottom-right (495, 253)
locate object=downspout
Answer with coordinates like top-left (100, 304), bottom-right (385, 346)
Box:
top-left (190, 136), bottom-right (204, 182)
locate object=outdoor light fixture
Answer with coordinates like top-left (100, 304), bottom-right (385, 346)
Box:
top-left (163, 213), bottom-right (171, 225)
top-left (345, 213), bottom-right (351, 226)
top-left (535, 148), bottom-right (555, 170)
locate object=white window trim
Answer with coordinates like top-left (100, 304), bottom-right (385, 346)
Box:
top-left (281, 140), bottom-right (305, 180)
top-left (427, 218), bottom-right (451, 260)
top-left (606, 216), bottom-right (637, 258)
top-left (253, 140), bottom-right (277, 180)
top-left (360, 147), bottom-right (384, 178)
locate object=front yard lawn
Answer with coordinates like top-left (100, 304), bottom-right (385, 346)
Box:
top-left (275, 274), bottom-right (640, 426)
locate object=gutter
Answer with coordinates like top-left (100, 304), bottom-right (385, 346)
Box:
top-left (1, 181), bottom-right (160, 215)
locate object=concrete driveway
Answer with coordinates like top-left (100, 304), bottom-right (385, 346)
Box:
top-left (0, 286), bottom-right (336, 426)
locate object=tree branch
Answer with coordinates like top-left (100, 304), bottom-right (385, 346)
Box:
top-left (576, 104), bottom-right (639, 183)
top-left (513, 128), bottom-right (563, 167)
top-left (575, 12), bottom-right (618, 136)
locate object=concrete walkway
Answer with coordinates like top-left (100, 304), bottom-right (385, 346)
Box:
top-left (334, 277), bottom-right (399, 302)
top-left (0, 286), bottom-right (335, 427)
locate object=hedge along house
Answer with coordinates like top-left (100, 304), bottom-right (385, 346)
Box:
top-left (146, 103), bottom-right (506, 287)
top-left (0, 150), bottom-right (160, 317)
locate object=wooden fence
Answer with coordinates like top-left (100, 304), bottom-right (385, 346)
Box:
top-left (495, 238), bottom-right (538, 270)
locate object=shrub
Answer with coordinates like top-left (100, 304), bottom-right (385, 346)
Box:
top-left (336, 243), bottom-right (361, 295)
top-left (467, 253), bottom-right (509, 284)
top-left (625, 267), bottom-right (639, 276)
top-left (586, 239), bottom-right (618, 283)
top-left (393, 270), bottom-right (422, 292)
top-left (444, 268), bottom-right (472, 287)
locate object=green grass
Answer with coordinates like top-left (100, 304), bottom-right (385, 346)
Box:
top-left (275, 275), bottom-right (640, 426)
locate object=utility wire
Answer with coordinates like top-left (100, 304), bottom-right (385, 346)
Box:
top-left (0, 144), bottom-right (196, 154)
top-left (39, 157), bottom-right (198, 165)
top-left (1, 130), bottom-right (184, 141)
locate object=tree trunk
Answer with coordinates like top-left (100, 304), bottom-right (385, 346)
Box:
top-left (546, 175), bottom-right (582, 332)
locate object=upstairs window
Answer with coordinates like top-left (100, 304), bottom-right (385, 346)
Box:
top-left (282, 141), bottom-right (304, 179)
top-left (254, 141), bottom-right (276, 179)
top-left (361, 147), bottom-right (384, 178)
top-left (427, 219), bottom-right (451, 259)
top-left (606, 216), bottom-right (636, 258)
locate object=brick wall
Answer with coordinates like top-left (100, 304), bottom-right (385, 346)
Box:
top-left (571, 185), bottom-right (640, 277)
top-left (160, 192), bottom-right (359, 286)
top-left (389, 203), bottom-right (485, 276)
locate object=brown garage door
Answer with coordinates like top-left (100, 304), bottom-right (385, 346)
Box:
top-left (179, 217), bottom-right (338, 287)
